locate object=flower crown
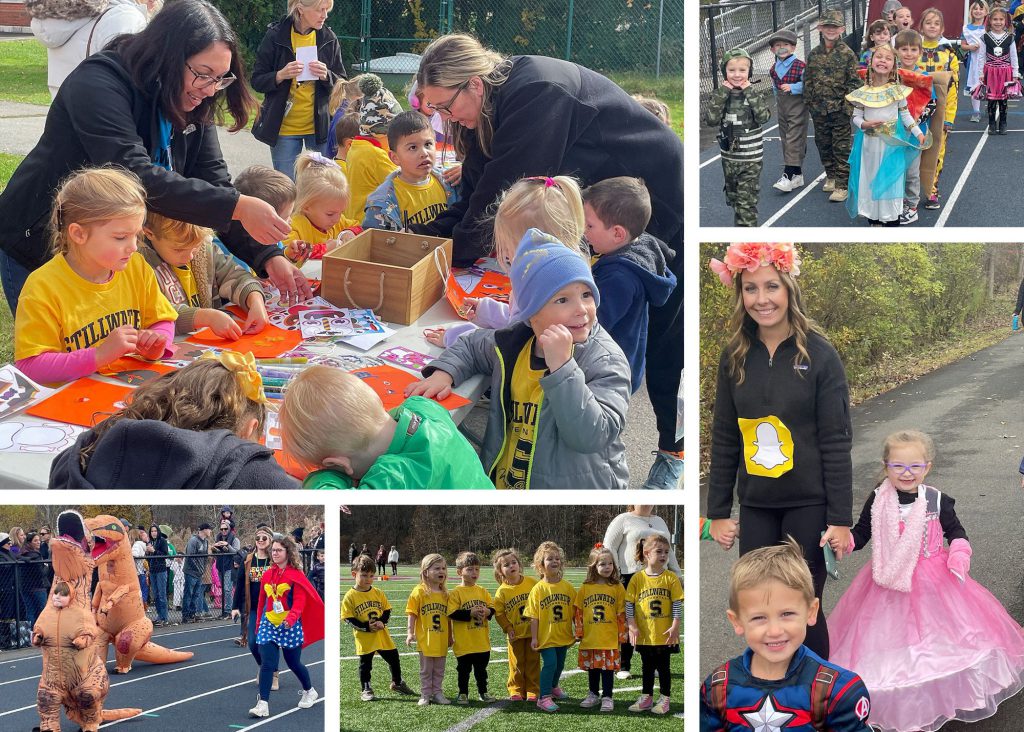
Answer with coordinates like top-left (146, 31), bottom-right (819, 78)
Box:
top-left (708, 242), bottom-right (801, 287)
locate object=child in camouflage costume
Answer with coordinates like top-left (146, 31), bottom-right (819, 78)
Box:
top-left (702, 48), bottom-right (770, 226)
top-left (804, 10), bottom-right (861, 203)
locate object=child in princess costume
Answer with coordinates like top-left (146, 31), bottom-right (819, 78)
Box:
top-left (828, 429), bottom-right (1024, 732)
top-left (973, 6), bottom-right (1022, 134)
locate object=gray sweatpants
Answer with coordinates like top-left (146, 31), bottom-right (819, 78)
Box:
top-left (904, 155), bottom-right (921, 210)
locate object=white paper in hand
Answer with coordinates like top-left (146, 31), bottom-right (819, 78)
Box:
top-left (296, 46), bottom-right (318, 82)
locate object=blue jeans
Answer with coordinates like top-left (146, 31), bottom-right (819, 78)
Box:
top-left (270, 133), bottom-right (319, 180)
top-left (23, 588), bottom-right (46, 626)
top-left (259, 643), bottom-right (311, 701)
top-left (247, 609), bottom-right (263, 666)
top-left (220, 568), bottom-right (234, 615)
top-left (150, 571), bottom-right (168, 621)
top-left (137, 573), bottom-right (148, 604)
top-left (539, 646), bottom-right (568, 698)
top-left (182, 574), bottom-right (203, 620)
top-left (0, 250), bottom-right (31, 318)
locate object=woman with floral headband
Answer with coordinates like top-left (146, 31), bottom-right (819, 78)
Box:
top-left (706, 242), bottom-right (853, 659)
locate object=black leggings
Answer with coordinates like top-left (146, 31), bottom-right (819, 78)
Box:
top-left (456, 651), bottom-right (490, 695)
top-left (619, 573), bottom-right (635, 671)
top-left (645, 237), bottom-right (683, 452)
top-left (589, 669), bottom-right (614, 698)
top-left (358, 647), bottom-right (402, 688)
top-left (738, 503), bottom-right (829, 659)
top-left (637, 645), bottom-right (673, 696)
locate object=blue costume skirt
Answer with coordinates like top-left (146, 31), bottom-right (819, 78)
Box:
top-left (256, 616), bottom-right (304, 648)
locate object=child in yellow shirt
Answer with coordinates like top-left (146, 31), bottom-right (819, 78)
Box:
top-left (283, 151), bottom-right (362, 265)
top-left (345, 74), bottom-right (400, 220)
top-left (524, 541), bottom-right (577, 713)
top-left (446, 551), bottom-right (495, 704)
top-left (574, 546), bottom-right (626, 712)
top-left (492, 548), bottom-right (539, 701)
top-left (405, 553), bottom-right (453, 706)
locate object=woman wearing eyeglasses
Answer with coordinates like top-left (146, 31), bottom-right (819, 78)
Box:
top-left (249, 534), bottom-right (324, 718)
top-left (704, 242), bottom-right (853, 660)
top-left (0, 0), bottom-right (312, 316)
top-left (412, 33), bottom-right (684, 490)
top-left (251, 0), bottom-right (345, 180)
top-left (233, 526), bottom-right (277, 688)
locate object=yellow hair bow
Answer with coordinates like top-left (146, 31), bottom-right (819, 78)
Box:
top-left (199, 350), bottom-right (269, 405)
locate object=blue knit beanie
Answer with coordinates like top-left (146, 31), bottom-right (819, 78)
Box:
top-left (510, 228), bottom-right (599, 322)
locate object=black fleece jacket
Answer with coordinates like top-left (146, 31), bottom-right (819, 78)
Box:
top-left (0, 50), bottom-right (281, 275)
top-left (707, 325), bottom-right (854, 526)
top-left (412, 55), bottom-right (684, 267)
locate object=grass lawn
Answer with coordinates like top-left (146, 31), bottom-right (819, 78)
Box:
top-left (0, 39), bottom-right (51, 105)
top-left (607, 72), bottom-right (683, 140)
top-left (0, 153), bottom-right (23, 363)
top-left (341, 566), bottom-right (684, 732)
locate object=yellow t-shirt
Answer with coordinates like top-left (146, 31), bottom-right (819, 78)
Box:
top-left (524, 578), bottom-right (576, 650)
top-left (286, 211), bottom-right (360, 246)
top-left (15, 252), bottom-right (178, 360)
top-left (341, 585), bottom-right (396, 656)
top-left (345, 138), bottom-right (397, 221)
top-left (446, 584), bottom-right (493, 657)
top-left (493, 340), bottom-right (545, 490)
top-left (626, 570), bottom-right (683, 647)
top-left (405, 585), bottom-right (450, 658)
top-left (494, 575), bottom-right (537, 641)
top-left (574, 582), bottom-right (625, 651)
top-left (392, 174), bottom-right (449, 228)
top-left (278, 27), bottom-right (317, 137)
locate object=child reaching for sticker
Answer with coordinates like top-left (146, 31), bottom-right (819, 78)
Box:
top-left (829, 430), bottom-right (1024, 731)
top-left (573, 546), bottom-right (626, 712)
top-left (15, 167), bottom-right (177, 384)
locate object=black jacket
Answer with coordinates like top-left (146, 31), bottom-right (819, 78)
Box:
top-left (48, 419), bottom-right (300, 490)
top-left (0, 50), bottom-right (281, 275)
top-left (17, 549), bottom-right (50, 592)
top-left (707, 326), bottom-right (854, 526)
top-left (148, 534), bottom-right (169, 573)
top-left (413, 55), bottom-right (684, 268)
top-left (250, 17), bottom-right (345, 147)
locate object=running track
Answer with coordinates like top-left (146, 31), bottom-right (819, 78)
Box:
top-left (0, 620), bottom-right (324, 730)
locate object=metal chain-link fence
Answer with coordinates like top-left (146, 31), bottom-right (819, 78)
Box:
top-left (699, 0), bottom-right (862, 103)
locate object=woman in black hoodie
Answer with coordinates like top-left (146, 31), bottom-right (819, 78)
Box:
top-left (18, 532), bottom-right (49, 626)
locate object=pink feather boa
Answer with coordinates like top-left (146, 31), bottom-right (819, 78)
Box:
top-left (871, 479), bottom-right (928, 592)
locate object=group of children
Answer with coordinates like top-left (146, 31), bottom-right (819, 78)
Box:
top-left (702, 429), bottom-right (1024, 731)
top-left (342, 536), bottom-right (682, 714)
top-left (707, 3), bottom-right (1020, 227)
top-left (23, 68), bottom-right (678, 489)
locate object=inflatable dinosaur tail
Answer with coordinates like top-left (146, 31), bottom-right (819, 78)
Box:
top-left (133, 641), bottom-right (194, 665)
top-left (101, 707), bottom-right (143, 721)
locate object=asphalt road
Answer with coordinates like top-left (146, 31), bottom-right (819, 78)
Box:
top-left (0, 620), bottom-right (325, 730)
top-left (700, 332), bottom-right (1024, 730)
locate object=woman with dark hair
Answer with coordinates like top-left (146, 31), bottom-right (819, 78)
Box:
top-left (251, 0), bottom-right (345, 179)
top-left (0, 0), bottom-right (312, 315)
top-left (375, 544), bottom-right (386, 576)
top-left (146, 524), bottom-right (170, 626)
top-left (18, 532), bottom-right (49, 626)
top-left (413, 34), bottom-right (684, 489)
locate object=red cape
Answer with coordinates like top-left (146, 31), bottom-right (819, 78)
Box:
top-left (858, 67), bottom-right (934, 121)
top-left (255, 565), bottom-right (325, 648)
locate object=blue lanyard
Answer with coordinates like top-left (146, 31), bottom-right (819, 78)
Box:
top-left (153, 112), bottom-right (173, 172)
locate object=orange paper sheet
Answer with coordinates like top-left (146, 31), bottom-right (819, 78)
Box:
top-left (98, 358), bottom-right (176, 385)
top-left (186, 320), bottom-right (302, 358)
top-left (348, 365), bottom-right (472, 412)
top-left (445, 270), bottom-right (512, 319)
top-left (26, 377), bottom-right (133, 428)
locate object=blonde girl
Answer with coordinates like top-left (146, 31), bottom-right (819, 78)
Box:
top-left (524, 541), bottom-right (577, 712)
top-left (625, 534), bottom-right (682, 715)
top-left (917, 7), bottom-right (959, 208)
top-left (574, 546), bottom-right (626, 712)
top-left (14, 167), bottom-right (177, 384)
top-left (492, 548), bottom-right (539, 701)
top-left (283, 151), bottom-right (362, 264)
top-left (405, 554), bottom-right (452, 706)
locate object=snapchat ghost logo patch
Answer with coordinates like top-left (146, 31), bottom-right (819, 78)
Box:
top-left (738, 416), bottom-right (793, 478)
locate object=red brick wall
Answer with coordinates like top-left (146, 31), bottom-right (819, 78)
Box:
top-left (0, 2), bottom-right (31, 27)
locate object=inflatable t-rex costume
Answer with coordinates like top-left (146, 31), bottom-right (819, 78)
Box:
top-left (31, 510), bottom-right (141, 732)
top-left (86, 515), bottom-right (193, 673)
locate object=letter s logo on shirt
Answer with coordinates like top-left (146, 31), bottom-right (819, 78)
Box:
top-left (737, 415), bottom-right (794, 478)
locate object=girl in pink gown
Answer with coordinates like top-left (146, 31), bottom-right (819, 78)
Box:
top-left (829, 429), bottom-right (1024, 731)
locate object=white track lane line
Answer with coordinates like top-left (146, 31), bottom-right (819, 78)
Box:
top-left (700, 123), bottom-right (782, 168)
top-left (237, 696), bottom-right (325, 730)
top-left (935, 127), bottom-right (989, 227)
top-left (442, 700), bottom-right (509, 732)
top-left (763, 172), bottom-right (827, 226)
top-left (100, 660), bottom-right (325, 728)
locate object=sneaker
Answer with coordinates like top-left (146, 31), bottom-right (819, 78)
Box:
top-left (581, 692), bottom-right (601, 708)
top-left (537, 696), bottom-right (559, 712)
top-left (773, 174), bottom-right (804, 192)
top-left (455, 693), bottom-right (470, 705)
top-left (971, 113), bottom-right (981, 122)
top-left (433, 693), bottom-right (451, 705)
top-left (391, 679), bottom-right (416, 696)
top-left (651, 696), bottom-right (671, 715)
top-left (272, 671), bottom-right (279, 691)
top-left (601, 697), bottom-right (614, 712)
top-left (248, 700), bottom-right (270, 717)
top-left (643, 450), bottom-right (683, 489)
top-left (787, 174), bottom-right (804, 189)
top-left (360, 687), bottom-right (376, 702)
top-left (418, 697), bottom-right (431, 706)
top-left (152, 620), bottom-right (166, 627)
top-left (479, 692), bottom-right (497, 702)
top-left (508, 694), bottom-right (524, 701)
top-left (828, 187), bottom-right (848, 202)
top-left (899, 207), bottom-right (918, 225)
top-left (822, 177), bottom-right (836, 192)
top-left (629, 694), bottom-right (654, 713)
top-left (924, 194), bottom-right (941, 210)
top-left (526, 693), bottom-right (538, 702)
top-left (297, 687), bottom-right (319, 709)
top-left (615, 670), bottom-right (632, 680)
top-left (551, 686), bottom-right (568, 700)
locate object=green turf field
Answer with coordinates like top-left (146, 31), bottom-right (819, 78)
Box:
top-left (340, 566), bottom-right (684, 731)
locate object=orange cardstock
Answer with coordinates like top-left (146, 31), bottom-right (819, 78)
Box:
top-left (26, 377), bottom-right (133, 428)
top-left (185, 320), bottom-right (302, 358)
top-left (347, 365), bottom-right (472, 412)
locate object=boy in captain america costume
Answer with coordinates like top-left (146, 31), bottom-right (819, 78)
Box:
top-left (700, 539), bottom-right (871, 731)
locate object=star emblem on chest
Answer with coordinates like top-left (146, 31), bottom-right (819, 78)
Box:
top-left (741, 694), bottom-right (795, 732)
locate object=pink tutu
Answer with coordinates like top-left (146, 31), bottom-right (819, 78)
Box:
top-left (829, 548), bottom-right (1024, 731)
top-left (974, 63), bottom-right (1019, 100)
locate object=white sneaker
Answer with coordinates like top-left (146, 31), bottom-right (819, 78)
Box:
top-left (418, 697), bottom-right (431, 706)
top-left (773, 175), bottom-right (794, 192)
top-left (297, 687), bottom-right (319, 709)
top-left (615, 670), bottom-right (631, 680)
top-left (249, 700), bottom-right (270, 717)
top-left (899, 206), bottom-right (918, 225)
top-left (601, 697), bottom-right (614, 712)
top-left (580, 691), bottom-right (601, 708)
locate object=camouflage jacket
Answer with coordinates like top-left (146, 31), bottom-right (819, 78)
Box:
top-left (804, 40), bottom-right (861, 114)
top-left (702, 85), bottom-right (771, 162)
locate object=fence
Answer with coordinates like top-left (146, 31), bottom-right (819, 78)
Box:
top-left (0, 549), bottom-right (319, 650)
top-left (699, 0), bottom-right (863, 103)
top-left (214, 0), bottom-right (682, 80)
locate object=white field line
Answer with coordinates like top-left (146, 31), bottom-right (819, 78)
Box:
top-left (763, 172), bottom-right (826, 226)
